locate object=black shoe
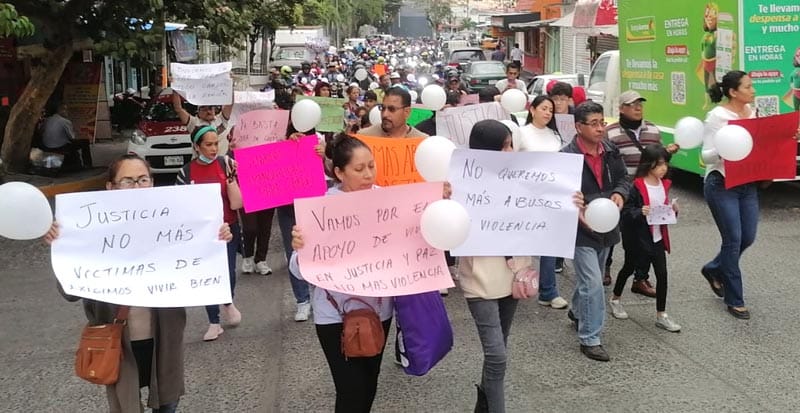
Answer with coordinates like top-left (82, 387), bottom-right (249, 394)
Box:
top-left (701, 267), bottom-right (724, 298)
top-left (580, 345), bottom-right (610, 362)
top-left (727, 306), bottom-right (751, 320)
top-left (567, 310), bottom-right (578, 331)
top-left (555, 258), bottom-right (565, 273)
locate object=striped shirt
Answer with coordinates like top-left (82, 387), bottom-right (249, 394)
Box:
top-left (605, 120), bottom-right (663, 175)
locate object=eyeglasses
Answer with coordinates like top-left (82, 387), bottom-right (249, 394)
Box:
top-left (114, 176), bottom-right (153, 188)
top-left (378, 104), bottom-right (408, 113)
top-left (578, 120), bottom-right (608, 128)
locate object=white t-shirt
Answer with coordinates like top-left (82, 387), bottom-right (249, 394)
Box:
top-left (645, 180), bottom-right (665, 243)
top-left (495, 78), bottom-right (527, 94)
top-left (511, 48), bottom-right (523, 61)
top-left (516, 124), bottom-right (562, 153)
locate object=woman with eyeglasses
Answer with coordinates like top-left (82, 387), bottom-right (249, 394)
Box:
top-left (46, 154), bottom-right (234, 413)
top-left (176, 126), bottom-right (243, 340)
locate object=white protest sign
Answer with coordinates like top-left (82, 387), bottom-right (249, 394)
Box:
top-left (230, 90), bottom-right (276, 125)
top-left (51, 184), bottom-right (231, 307)
top-left (646, 204), bottom-right (677, 225)
top-left (170, 62), bottom-right (232, 79)
top-left (448, 149), bottom-right (583, 257)
top-left (435, 102), bottom-right (508, 147)
top-left (555, 114), bottom-right (577, 145)
top-left (171, 74), bottom-right (233, 106)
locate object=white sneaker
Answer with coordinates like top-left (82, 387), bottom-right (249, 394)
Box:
top-left (656, 314), bottom-right (681, 332)
top-left (255, 261), bottom-right (273, 276)
top-left (538, 296), bottom-right (569, 309)
top-left (203, 323), bottom-right (223, 341)
top-left (439, 288), bottom-right (449, 296)
top-left (222, 303), bottom-right (241, 326)
top-left (294, 301), bottom-right (312, 322)
top-left (609, 298), bottom-right (629, 319)
top-left (241, 257), bottom-right (255, 273)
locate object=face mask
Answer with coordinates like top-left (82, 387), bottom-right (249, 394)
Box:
top-left (198, 154), bottom-right (215, 164)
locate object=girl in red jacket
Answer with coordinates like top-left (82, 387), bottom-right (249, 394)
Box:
top-left (609, 144), bottom-right (681, 332)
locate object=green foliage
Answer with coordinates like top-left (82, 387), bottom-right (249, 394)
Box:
top-left (414, 0), bottom-right (453, 30)
top-left (0, 3), bottom-right (34, 38)
top-left (302, 0), bottom-right (395, 38)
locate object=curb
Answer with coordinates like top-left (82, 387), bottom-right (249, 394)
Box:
top-left (37, 173), bottom-right (107, 198)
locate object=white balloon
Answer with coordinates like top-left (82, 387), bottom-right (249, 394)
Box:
top-left (354, 68), bottom-right (368, 81)
top-left (0, 182), bottom-right (53, 240)
top-left (584, 198), bottom-right (620, 233)
top-left (369, 105), bottom-right (382, 126)
top-left (335, 74), bottom-right (345, 82)
top-left (500, 89), bottom-right (527, 113)
top-left (420, 85), bottom-right (447, 111)
top-left (673, 117), bottom-right (704, 149)
top-left (409, 90), bottom-right (419, 103)
top-left (369, 82), bottom-right (379, 90)
top-left (714, 124), bottom-right (753, 161)
top-left (291, 99), bottom-right (322, 132)
top-left (414, 135), bottom-right (457, 181)
top-left (420, 199), bottom-right (470, 250)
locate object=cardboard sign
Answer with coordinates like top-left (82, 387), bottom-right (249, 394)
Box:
top-left (234, 109), bottom-right (290, 148)
top-left (448, 149), bottom-right (583, 257)
top-left (235, 136), bottom-right (327, 212)
top-left (435, 102), bottom-right (508, 147)
top-left (555, 114), bottom-right (577, 145)
top-left (51, 185), bottom-right (230, 307)
top-left (294, 182), bottom-right (453, 297)
top-left (354, 134), bottom-right (425, 186)
top-left (297, 95), bottom-right (346, 132)
top-left (725, 112), bottom-right (799, 189)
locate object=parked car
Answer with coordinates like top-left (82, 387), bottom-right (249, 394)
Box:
top-left (447, 47), bottom-right (486, 69)
top-left (527, 73), bottom-right (586, 100)
top-left (462, 61), bottom-right (507, 93)
top-left (126, 92), bottom-right (197, 174)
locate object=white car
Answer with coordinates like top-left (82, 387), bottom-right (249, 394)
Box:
top-left (527, 74), bottom-right (587, 101)
top-left (126, 93), bottom-right (195, 174)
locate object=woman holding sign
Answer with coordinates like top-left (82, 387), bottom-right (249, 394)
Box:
top-left (289, 134), bottom-right (393, 413)
top-left (46, 154), bottom-right (234, 413)
top-left (177, 126), bottom-right (244, 340)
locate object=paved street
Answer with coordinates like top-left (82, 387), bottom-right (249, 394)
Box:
top-left (3, 171), bottom-right (800, 412)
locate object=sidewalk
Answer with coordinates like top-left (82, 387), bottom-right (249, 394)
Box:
top-left (4, 137), bottom-right (128, 197)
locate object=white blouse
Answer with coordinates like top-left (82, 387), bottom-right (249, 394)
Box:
top-left (702, 104), bottom-right (755, 177)
top-left (516, 124), bottom-right (562, 153)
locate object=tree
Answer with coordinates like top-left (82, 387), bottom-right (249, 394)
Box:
top-left (1, 0), bottom-right (163, 172)
top-left (414, 0), bottom-right (453, 32)
top-left (0, 3), bottom-right (34, 38)
top-left (460, 18), bottom-right (478, 31)
top-left (303, 0), bottom-right (391, 41)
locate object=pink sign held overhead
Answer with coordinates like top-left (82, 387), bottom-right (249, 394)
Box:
top-left (234, 136), bottom-right (326, 212)
top-left (294, 182), bottom-right (454, 297)
top-left (234, 109), bottom-right (290, 148)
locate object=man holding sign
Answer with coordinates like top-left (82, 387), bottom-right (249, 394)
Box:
top-left (359, 87), bottom-right (428, 138)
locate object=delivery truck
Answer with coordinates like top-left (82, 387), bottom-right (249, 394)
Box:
top-left (273, 26), bottom-right (327, 71)
top-left (587, 0), bottom-right (800, 176)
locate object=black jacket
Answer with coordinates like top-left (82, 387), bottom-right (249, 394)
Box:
top-left (561, 138), bottom-right (630, 249)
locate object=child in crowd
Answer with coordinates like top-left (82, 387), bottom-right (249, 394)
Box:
top-left (609, 144), bottom-right (681, 332)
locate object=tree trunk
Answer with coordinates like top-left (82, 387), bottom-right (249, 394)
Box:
top-left (1, 43), bottom-right (74, 172)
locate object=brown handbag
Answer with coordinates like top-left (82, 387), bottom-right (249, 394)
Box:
top-left (326, 292), bottom-right (385, 358)
top-left (74, 305), bottom-right (129, 385)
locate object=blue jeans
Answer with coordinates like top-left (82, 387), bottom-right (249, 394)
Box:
top-left (466, 296), bottom-right (518, 413)
top-left (538, 256), bottom-right (560, 301)
top-left (571, 246), bottom-right (610, 347)
top-left (206, 222), bottom-right (240, 324)
top-left (703, 172), bottom-right (759, 307)
top-left (277, 204), bottom-right (310, 303)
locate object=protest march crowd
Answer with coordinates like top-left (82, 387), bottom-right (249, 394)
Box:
top-left (44, 35), bottom-right (800, 413)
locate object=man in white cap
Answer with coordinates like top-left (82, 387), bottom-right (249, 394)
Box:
top-left (603, 90), bottom-right (679, 293)
top-left (389, 71), bottom-right (402, 86)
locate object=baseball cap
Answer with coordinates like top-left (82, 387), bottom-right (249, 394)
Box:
top-left (619, 90), bottom-right (646, 105)
top-left (390, 72), bottom-right (401, 79)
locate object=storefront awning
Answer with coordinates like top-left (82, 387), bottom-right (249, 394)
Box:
top-left (508, 18), bottom-right (558, 30)
top-left (490, 12), bottom-right (540, 30)
top-left (551, 12), bottom-right (618, 36)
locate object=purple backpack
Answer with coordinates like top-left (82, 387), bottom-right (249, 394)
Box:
top-left (395, 291), bottom-right (453, 376)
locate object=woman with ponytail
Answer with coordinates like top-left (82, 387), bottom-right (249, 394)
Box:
top-left (176, 126), bottom-right (243, 340)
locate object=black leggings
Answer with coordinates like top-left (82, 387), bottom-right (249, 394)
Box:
top-left (613, 240), bottom-right (669, 312)
top-left (316, 319), bottom-right (392, 413)
top-left (241, 208), bottom-right (275, 262)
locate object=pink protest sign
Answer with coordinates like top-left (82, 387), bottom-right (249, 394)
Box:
top-left (234, 109), bottom-right (290, 148)
top-left (294, 182), bottom-right (454, 297)
top-left (234, 136), bottom-right (326, 212)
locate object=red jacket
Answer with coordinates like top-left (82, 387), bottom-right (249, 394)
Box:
top-left (621, 177), bottom-right (672, 253)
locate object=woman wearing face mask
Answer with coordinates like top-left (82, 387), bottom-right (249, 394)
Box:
top-left (176, 126), bottom-right (243, 340)
top-left (515, 96), bottom-right (569, 311)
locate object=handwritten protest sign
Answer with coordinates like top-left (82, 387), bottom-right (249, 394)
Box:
top-left (459, 94), bottom-right (480, 106)
top-left (354, 134), bottom-right (425, 186)
top-left (436, 102), bottom-right (508, 147)
top-left (294, 182), bottom-right (453, 297)
top-left (725, 112), bottom-right (800, 189)
top-left (235, 109), bottom-right (290, 147)
top-left (297, 95), bottom-right (345, 132)
top-left (555, 114), bottom-right (577, 145)
top-left (235, 136), bottom-right (327, 212)
top-left (230, 90), bottom-right (275, 125)
top-left (408, 107), bottom-right (434, 126)
top-left (51, 185), bottom-right (230, 307)
top-left (448, 149), bottom-right (583, 257)
top-left (170, 62), bottom-right (231, 79)
top-left (171, 75), bottom-right (233, 106)
top-left (647, 204), bottom-right (677, 225)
